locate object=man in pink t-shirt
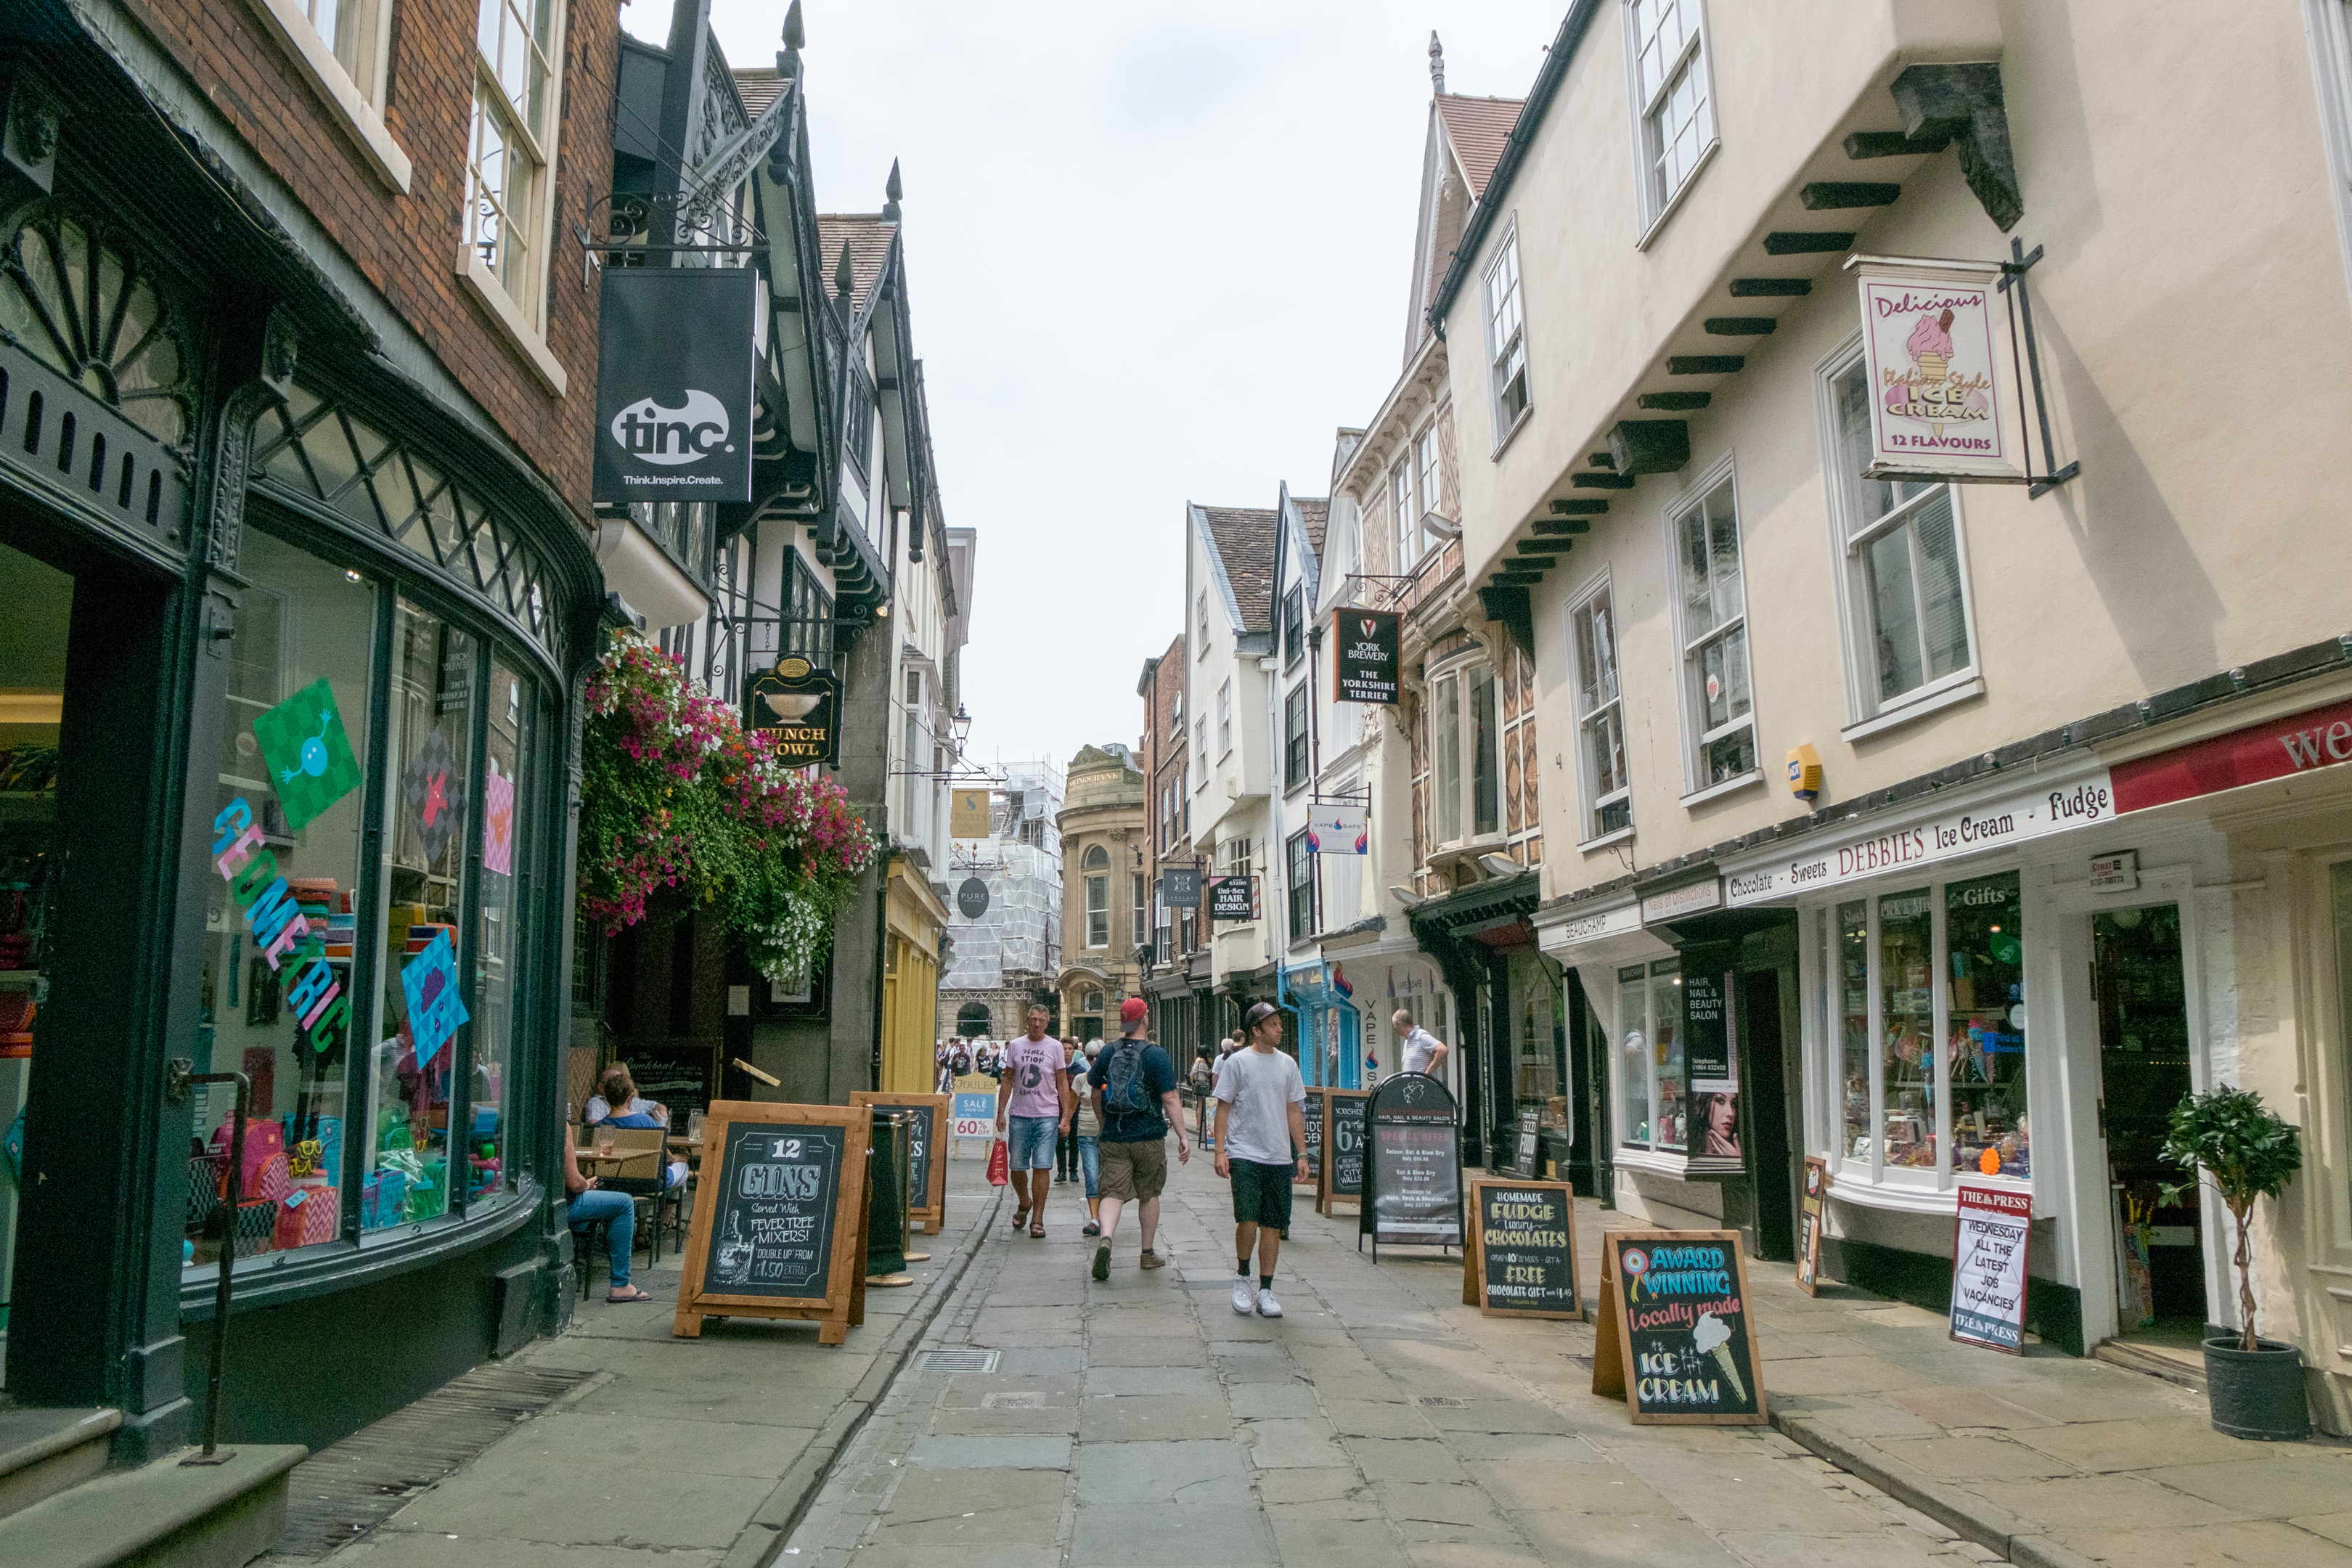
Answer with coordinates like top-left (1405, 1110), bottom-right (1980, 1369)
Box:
top-left (995, 1003), bottom-right (1076, 1235)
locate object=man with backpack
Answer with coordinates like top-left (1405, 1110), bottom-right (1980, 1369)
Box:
top-left (1087, 997), bottom-right (1187, 1281)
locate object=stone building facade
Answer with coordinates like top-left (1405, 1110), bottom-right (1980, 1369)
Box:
top-left (1055, 743), bottom-right (1147, 1042)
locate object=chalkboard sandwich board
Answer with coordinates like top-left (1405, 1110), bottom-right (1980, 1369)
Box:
top-left (852, 1091), bottom-right (948, 1234)
top-left (1298, 1088), bottom-right (1326, 1189)
top-left (1463, 1178), bottom-right (1582, 1320)
top-left (1591, 1228), bottom-right (1765, 1425)
top-left (674, 1100), bottom-right (871, 1346)
top-left (1319, 1088), bottom-right (1370, 1215)
top-left (1360, 1071), bottom-right (1463, 1259)
top-left (1512, 1107), bottom-right (1542, 1179)
top-left (1796, 1156), bottom-right (1829, 1297)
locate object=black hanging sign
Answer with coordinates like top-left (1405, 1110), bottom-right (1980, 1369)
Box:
top-left (1464, 1178), bottom-right (1582, 1320)
top-left (1591, 1228), bottom-right (1767, 1425)
top-left (1332, 608), bottom-right (1402, 706)
top-left (1319, 1087), bottom-right (1369, 1214)
top-left (674, 1101), bottom-right (870, 1344)
top-left (594, 266), bottom-right (756, 504)
top-left (746, 656), bottom-right (840, 766)
top-left (1209, 875), bottom-right (1257, 923)
top-left (1298, 1087), bottom-right (1325, 1188)
top-left (956, 878), bottom-right (990, 919)
top-left (1161, 866), bottom-right (1201, 910)
top-left (1359, 1071), bottom-right (1463, 1258)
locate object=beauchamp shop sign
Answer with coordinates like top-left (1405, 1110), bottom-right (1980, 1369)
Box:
top-left (1851, 256), bottom-right (2025, 485)
top-left (593, 267), bottom-right (757, 504)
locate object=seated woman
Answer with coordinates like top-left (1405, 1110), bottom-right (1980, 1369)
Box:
top-left (564, 1123), bottom-right (650, 1303)
top-left (584, 1064), bottom-right (690, 1188)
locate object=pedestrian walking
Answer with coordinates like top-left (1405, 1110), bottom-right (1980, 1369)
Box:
top-left (1074, 1040), bottom-right (1104, 1234)
top-left (1057, 1039), bottom-right (1087, 1182)
top-left (1391, 1009), bottom-right (1449, 1079)
top-left (1087, 997), bottom-right (1187, 1279)
top-left (995, 1005), bottom-right (1074, 1236)
top-left (1214, 1001), bottom-right (1307, 1318)
top-left (1189, 1048), bottom-right (1214, 1147)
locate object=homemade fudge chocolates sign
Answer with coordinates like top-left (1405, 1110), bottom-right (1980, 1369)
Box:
top-left (1464, 1179), bottom-right (1582, 1320)
top-left (1949, 1183), bottom-right (2032, 1352)
top-left (1320, 1087), bottom-right (1369, 1214)
top-left (1360, 1072), bottom-right (1462, 1257)
top-left (852, 1092), bottom-right (948, 1233)
top-left (674, 1101), bottom-right (870, 1344)
top-left (1299, 1088), bottom-right (1325, 1188)
top-left (1796, 1156), bottom-right (1829, 1296)
top-left (1591, 1229), bottom-right (1766, 1425)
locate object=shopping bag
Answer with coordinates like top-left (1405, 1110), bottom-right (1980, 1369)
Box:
top-left (986, 1138), bottom-right (1008, 1186)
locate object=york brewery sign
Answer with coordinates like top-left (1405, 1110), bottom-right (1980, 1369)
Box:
top-left (1333, 609), bottom-right (1401, 705)
top-left (1850, 255), bottom-right (2024, 484)
top-left (594, 267), bottom-right (757, 504)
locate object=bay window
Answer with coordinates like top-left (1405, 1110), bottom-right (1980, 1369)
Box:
top-left (1826, 870), bottom-right (2030, 1191)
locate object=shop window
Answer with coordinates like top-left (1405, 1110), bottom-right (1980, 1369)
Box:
top-left (1434, 677), bottom-right (1462, 842)
top-left (1614, 960), bottom-right (1684, 1152)
top-left (363, 599), bottom-right (479, 1231)
top-left (1511, 950), bottom-right (1567, 1146)
top-left (471, 657), bottom-right (539, 1212)
top-left (187, 531), bottom-right (378, 1270)
top-left (1669, 472), bottom-right (1756, 790)
top-left (1823, 346), bottom-right (1977, 720)
top-left (1568, 580), bottom-right (1631, 842)
top-left (1826, 870), bottom-right (2028, 1191)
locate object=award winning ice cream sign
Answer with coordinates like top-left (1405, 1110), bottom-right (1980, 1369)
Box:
top-left (1851, 256), bottom-right (2024, 484)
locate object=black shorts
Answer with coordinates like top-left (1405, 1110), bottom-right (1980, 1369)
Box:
top-left (1229, 1159), bottom-right (1294, 1230)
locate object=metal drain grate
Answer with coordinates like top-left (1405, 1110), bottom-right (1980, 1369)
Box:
top-left (266, 1363), bottom-right (592, 1559)
top-left (1413, 1395), bottom-right (1466, 1408)
top-left (915, 1348), bottom-right (999, 1374)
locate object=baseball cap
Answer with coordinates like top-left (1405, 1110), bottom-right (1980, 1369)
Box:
top-left (1243, 1001), bottom-right (1281, 1030)
top-left (1119, 997), bottom-right (1148, 1024)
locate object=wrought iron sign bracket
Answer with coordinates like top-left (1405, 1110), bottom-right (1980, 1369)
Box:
top-left (1996, 237), bottom-right (2081, 500)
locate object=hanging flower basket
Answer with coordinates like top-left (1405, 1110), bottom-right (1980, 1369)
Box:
top-left (579, 634), bottom-right (874, 979)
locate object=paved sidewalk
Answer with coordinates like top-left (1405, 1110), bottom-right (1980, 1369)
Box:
top-left (277, 1154), bottom-right (1005, 1567)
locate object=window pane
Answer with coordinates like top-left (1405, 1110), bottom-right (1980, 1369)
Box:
top-left (365, 600), bottom-right (478, 1230)
top-left (1877, 888), bottom-right (1936, 1174)
top-left (1434, 678), bottom-right (1461, 841)
top-left (1913, 491), bottom-right (1972, 680)
top-left (1837, 900), bottom-right (1870, 1164)
top-left (470, 660), bottom-right (533, 1212)
top-left (1946, 873), bottom-right (2028, 1179)
top-left (1616, 965), bottom-right (1651, 1148)
top-left (1586, 703), bottom-right (1627, 801)
top-left (1864, 524), bottom-right (1926, 701)
top-left (1699, 719), bottom-right (1755, 786)
top-left (1832, 359), bottom-right (1943, 528)
top-left (187, 532), bottom-right (377, 1272)
top-left (1471, 673), bottom-right (1499, 835)
top-left (1652, 965), bottom-right (1686, 1152)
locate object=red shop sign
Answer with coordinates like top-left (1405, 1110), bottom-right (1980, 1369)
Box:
top-left (2112, 698), bottom-right (2352, 815)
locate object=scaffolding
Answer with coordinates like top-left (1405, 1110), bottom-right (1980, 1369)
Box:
top-left (940, 758), bottom-right (1063, 992)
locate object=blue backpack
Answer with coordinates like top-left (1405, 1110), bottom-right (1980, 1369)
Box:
top-left (1103, 1037), bottom-right (1155, 1117)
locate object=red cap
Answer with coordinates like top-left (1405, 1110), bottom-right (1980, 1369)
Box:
top-left (1120, 997), bottom-right (1148, 1024)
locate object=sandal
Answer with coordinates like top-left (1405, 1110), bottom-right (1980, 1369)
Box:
top-left (1011, 1208), bottom-right (1029, 1231)
top-left (607, 1286), bottom-right (653, 1303)
top-left (1030, 1222), bottom-right (1046, 1238)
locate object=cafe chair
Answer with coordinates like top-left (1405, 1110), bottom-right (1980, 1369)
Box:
top-left (600, 1126), bottom-right (674, 1266)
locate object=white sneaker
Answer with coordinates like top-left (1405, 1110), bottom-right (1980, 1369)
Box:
top-left (1256, 1288), bottom-right (1283, 1318)
top-left (1231, 1278), bottom-right (1255, 1315)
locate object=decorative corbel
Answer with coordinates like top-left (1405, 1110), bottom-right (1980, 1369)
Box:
top-left (1889, 64), bottom-right (2022, 233)
top-left (204, 304), bottom-right (301, 571)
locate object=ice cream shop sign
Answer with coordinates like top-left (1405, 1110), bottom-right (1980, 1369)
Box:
top-left (1850, 256), bottom-right (2025, 485)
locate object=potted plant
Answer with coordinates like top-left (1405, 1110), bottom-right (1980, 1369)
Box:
top-left (2160, 1084), bottom-right (2307, 1441)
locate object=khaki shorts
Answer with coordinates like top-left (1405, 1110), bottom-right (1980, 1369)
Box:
top-left (1097, 1137), bottom-right (1167, 1202)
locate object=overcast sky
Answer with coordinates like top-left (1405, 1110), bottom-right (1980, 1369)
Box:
top-left (622, 1), bottom-right (1564, 777)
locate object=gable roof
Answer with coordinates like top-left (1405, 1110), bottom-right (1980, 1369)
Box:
top-left (817, 214), bottom-right (898, 319)
top-left (732, 67), bottom-right (788, 120)
top-left (1435, 95), bottom-right (1522, 200)
top-left (1294, 497), bottom-right (1329, 556)
top-left (1199, 506), bottom-right (1278, 634)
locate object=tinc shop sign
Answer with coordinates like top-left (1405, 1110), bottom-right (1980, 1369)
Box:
top-left (1725, 775), bottom-right (2115, 907)
top-left (1850, 255), bottom-right (2025, 484)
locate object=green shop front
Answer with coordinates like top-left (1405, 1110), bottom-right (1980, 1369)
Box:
top-left (0, 52), bottom-right (599, 1456)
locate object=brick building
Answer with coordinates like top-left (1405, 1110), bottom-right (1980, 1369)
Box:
top-left (1137, 634), bottom-right (1211, 1061)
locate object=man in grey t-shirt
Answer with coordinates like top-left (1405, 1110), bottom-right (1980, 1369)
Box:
top-left (1214, 1002), bottom-right (1307, 1319)
top-left (1392, 1009), bottom-right (1448, 1079)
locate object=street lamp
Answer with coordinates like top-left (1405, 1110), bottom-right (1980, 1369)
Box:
top-left (949, 703), bottom-right (972, 749)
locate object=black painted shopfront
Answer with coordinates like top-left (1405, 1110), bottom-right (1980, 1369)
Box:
top-left (0, 41), bottom-right (599, 1458)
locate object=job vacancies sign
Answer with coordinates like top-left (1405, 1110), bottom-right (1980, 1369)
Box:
top-left (1724, 773), bottom-right (2117, 907)
top-left (1851, 256), bottom-right (2024, 484)
top-left (1950, 1183), bottom-right (2033, 1352)
top-left (1333, 609), bottom-right (1401, 705)
top-left (594, 267), bottom-right (756, 504)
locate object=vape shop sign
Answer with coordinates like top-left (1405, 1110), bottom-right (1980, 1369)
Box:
top-left (1851, 256), bottom-right (2024, 484)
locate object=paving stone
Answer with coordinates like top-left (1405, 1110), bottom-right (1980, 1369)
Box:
top-left (343, 1535), bottom-right (727, 1567)
top-left (1254, 1466), bottom-right (1372, 1504)
top-left (926, 1404), bottom-right (1082, 1436)
top-left (2298, 1514), bottom-right (2352, 1550)
top-left (904, 1434), bottom-right (1072, 1469)
top-left (1266, 1511), bottom-right (1413, 1566)
top-left (2057, 1519), bottom-right (2352, 1568)
top-left (871, 1464), bottom-right (1067, 1545)
top-left (1446, 1433), bottom-right (1602, 1463)
top-left (1760, 1356), bottom-right (1936, 1396)
top-left (936, 1372), bottom-right (1080, 1408)
top-left (1404, 1540), bottom-right (1548, 1568)
top-left (1074, 1438), bottom-right (1254, 1506)
top-left (1886, 1387), bottom-right (2059, 1430)
top-left (1712, 1528), bottom-right (1959, 1568)
top-left (1514, 1509), bottom-right (1744, 1567)
top-left (1085, 1365), bottom-right (1222, 1396)
top-left (1345, 1436), bottom-right (1469, 1484)
top-left (1090, 1336), bottom-right (1214, 1367)
top-left (2005, 1417), bottom-right (2263, 1473)
top-left (2139, 1455), bottom-right (2352, 1519)
top-left (1418, 1399), bottom-right (1572, 1436)
top-left (1868, 1432), bottom-right (2081, 1480)
top-left (1079, 1394), bottom-right (1235, 1442)
top-left (1241, 1417), bottom-right (1350, 1469)
top-left (1374, 1479), bottom-right (1509, 1532)
top-left (1998, 1473), bottom-right (2247, 1531)
top-left (993, 1346), bottom-right (1086, 1375)
top-left (1228, 1381), bottom-right (1325, 1418)
top-left (1324, 1397), bottom-right (1436, 1438)
top-left (1068, 1501), bottom-right (1276, 1567)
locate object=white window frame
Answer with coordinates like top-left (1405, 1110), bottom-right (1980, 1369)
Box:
top-left (1132, 872), bottom-right (1148, 951)
top-left (1086, 873), bottom-right (1109, 949)
top-left (1622, 0), bottom-right (1720, 243)
top-left (457, 0), bottom-right (570, 394)
top-left (243, 0), bottom-right (412, 192)
top-left (1195, 718), bottom-right (1209, 789)
top-left (1565, 571), bottom-right (1633, 849)
top-left (1217, 679), bottom-right (1233, 759)
top-left (1390, 460), bottom-right (1416, 571)
top-left (1426, 660), bottom-right (1505, 852)
top-left (2301, 0), bottom-right (2352, 313)
top-left (1197, 590), bottom-right (1210, 656)
top-left (1415, 422), bottom-right (1442, 544)
top-left (1661, 459), bottom-right (1762, 803)
top-left (1813, 333), bottom-right (1984, 736)
top-left (1482, 224), bottom-right (1531, 449)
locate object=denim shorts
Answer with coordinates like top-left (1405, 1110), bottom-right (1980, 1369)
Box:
top-left (1007, 1114), bottom-right (1060, 1170)
top-left (1228, 1158), bottom-right (1294, 1230)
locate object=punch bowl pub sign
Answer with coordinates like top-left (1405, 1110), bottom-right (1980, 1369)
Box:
top-left (747, 656), bottom-right (840, 767)
top-left (1850, 255), bottom-right (2025, 485)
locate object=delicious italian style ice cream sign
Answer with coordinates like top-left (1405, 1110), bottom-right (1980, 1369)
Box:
top-left (1851, 256), bottom-right (2025, 483)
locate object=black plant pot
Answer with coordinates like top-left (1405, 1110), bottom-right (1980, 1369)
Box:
top-left (2202, 1337), bottom-right (2310, 1442)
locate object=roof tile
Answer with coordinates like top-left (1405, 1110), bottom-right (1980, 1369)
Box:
top-left (1436, 94), bottom-right (1524, 201)
top-left (817, 214), bottom-right (897, 317)
top-left (1201, 507), bottom-right (1278, 633)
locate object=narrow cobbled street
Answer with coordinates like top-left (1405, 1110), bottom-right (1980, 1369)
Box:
top-left (783, 1149), bottom-right (1993, 1568)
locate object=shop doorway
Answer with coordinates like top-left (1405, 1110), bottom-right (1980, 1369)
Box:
top-left (2093, 901), bottom-right (2206, 1349)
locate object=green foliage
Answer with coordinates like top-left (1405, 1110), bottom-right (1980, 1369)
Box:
top-left (2160, 1085), bottom-right (2302, 1352)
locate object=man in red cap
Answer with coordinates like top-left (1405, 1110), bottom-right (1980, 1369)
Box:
top-left (1085, 996), bottom-right (1188, 1280)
